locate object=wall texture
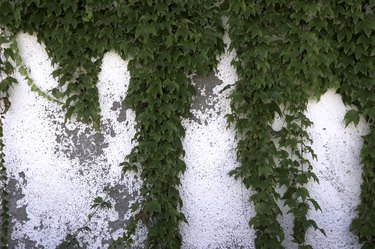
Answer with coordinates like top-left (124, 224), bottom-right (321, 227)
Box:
top-left (3, 33), bottom-right (368, 248)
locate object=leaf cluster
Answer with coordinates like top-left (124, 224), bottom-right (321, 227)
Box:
top-left (114, 1), bottom-right (224, 248)
top-left (226, 1), bottom-right (337, 248)
top-left (0, 119), bottom-right (9, 249)
top-left (227, 1), bottom-right (375, 248)
top-left (332, 1), bottom-right (375, 247)
top-left (0, 1), bottom-right (224, 248)
top-left (0, 28), bottom-right (18, 249)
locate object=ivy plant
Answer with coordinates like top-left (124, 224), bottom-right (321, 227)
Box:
top-left (0, 1), bottom-right (375, 249)
top-left (0, 28), bottom-right (17, 249)
top-left (226, 1), bottom-right (375, 249)
top-left (0, 1), bottom-right (224, 248)
top-left (111, 1), bottom-right (224, 248)
top-left (333, 1), bottom-right (375, 247)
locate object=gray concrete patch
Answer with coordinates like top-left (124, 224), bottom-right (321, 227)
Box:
top-left (190, 73), bottom-right (223, 125)
top-left (7, 175), bottom-right (40, 248)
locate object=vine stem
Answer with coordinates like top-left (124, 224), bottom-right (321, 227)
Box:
top-left (0, 27), bottom-right (12, 249)
top-left (61, 178), bottom-right (120, 249)
top-left (299, 78), bottom-right (306, 248)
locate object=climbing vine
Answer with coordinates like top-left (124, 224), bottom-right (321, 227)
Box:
top-left (111, 2), bottom-right (224, 247)
top-left (226, 1), bottom-right (331, 247)
top-left (0, 0), bottom-right (224, 248)
top-left (0, 0), bottom-right (375, 249)
top-left (0, 29), bottom-right (17, 249)
top-left (333, 1), bottom-right (375, 247)
top-left (226, 1), bottom-right (375, 249)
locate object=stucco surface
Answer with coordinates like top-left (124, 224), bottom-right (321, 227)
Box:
top-left (1, 33), bottom-right (367, 248)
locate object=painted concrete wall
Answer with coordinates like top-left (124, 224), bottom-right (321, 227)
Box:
top-left (2, 33), bottom-right (368, 248)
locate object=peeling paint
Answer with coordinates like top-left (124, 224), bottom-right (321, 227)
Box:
top-left (1, 32), bottom-right (368, 249)
top-left (189, 73), bottom-right (223, 126)
top-left (4, 33), bottom-right (139, 248)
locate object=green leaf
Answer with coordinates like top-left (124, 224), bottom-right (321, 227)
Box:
top-left (258, 165), bottom-right (273, 177)
top-left (344, 109), bottom-right (360, 127)
top-left (130, 202), bottom-right (140, 212)
top-left (308, 198), bottom-right (322, 211)
top-left (297, 187), bottom-right (310, 201)
top-left (254, 202), bottom-right (268, 215)
top-left (91, 196), bottom-right (104, 208)
top-left (18, 66), bottom-right (28, 76)
top-left (144, 200), bottom-right (161, 214)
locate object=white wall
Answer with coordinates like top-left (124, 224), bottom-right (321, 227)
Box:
top-left (2, 33), bottom-right (367, 248)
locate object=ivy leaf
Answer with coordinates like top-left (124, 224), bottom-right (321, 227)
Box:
top-left (365, 108), bottom-right (375, 122)
top-left (344, 109), bottom-right (360, 127)
top-left (3, 48), bottom-right (15, 60)
top-left (254, 203), bottom-right (268, 215)
top-left (91, 196), bottom-right (104, 208)
top-left (82, 7), bottom-right (93, 22)
top-left (258, 165), bottom-right (273, 177)
top-left (91, 196), bottom-right (112, 210)
top-left (18, 66), bottom-right (29, 77)
top-left (144, 200), bottom-right (161, 214)
top-left (296, 187), bottom-right (310, 201)
top-left (308, 198), bottom-right (322, 212)
top-left (130, 202), bottom-right (140, 212)
top-left (64, 107), bottom-right (75, 123)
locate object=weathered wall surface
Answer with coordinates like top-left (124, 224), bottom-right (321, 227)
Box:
top-left (3, 33), bottom-right (368, 248)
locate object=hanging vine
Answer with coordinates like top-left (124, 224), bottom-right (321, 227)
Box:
top-left (333, 1), bottom-right (375, 247)
top-left (0, 0), bottom-right (375, 248)
top-left (111, 1), bottom-right (224, 247)
top-left (225, 1), bottom-right (285, 246)
top-left (226, 1), bottom-right (337, 248)
top-left (0, 28), bottom-right (17, 249)
top-left (0, 0), bottom-right (224, 248)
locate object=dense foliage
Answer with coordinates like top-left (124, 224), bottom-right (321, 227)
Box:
top-left (226, 1), bottom-right (334, 248)
top-left (1, 0), bottom-right (224, 248)
top-left (334, 1), bottom-right (375, 248)
top-left (0, 1), bottom-right (374, 249)
top-left (0, 28), bottom-right (16, 249)
top-left (226, 1), bottom-right (375, 248)
top-left (111, 1), bottom-right (224, 248)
